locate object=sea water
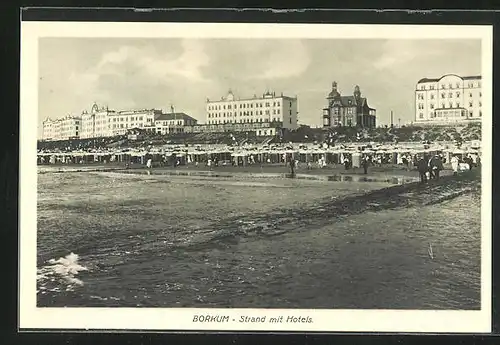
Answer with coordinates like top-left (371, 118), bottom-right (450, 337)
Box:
top-left (36, 169), bottom-right (481, 309)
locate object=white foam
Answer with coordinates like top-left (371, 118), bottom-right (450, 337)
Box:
top-left (37, 252), bottom-right (89, 290)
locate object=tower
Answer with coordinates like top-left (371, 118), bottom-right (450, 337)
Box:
top-left (328, 81), bottom-right (340, 100)
top-left (354, 85), bottom-right (361, 101)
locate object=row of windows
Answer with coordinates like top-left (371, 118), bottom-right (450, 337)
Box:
top-left (208, 101), bottom-right (286, 110)
top-left (208, 109), bottom-right (281, 118)
top-left (418, 110), bottom-right (482, 118)
top-left (417, 91), bottom-right (482, 100)
top-left (208, 118), bottom-right (282, 125)
top-left (417, 101), bottom-right (482, 109)
top-left (111, 116), bottom-right (145, 122)
top-left (418, 81), bottom-right (481, 91)
top-left (331, 108), bottom-right (356, 115)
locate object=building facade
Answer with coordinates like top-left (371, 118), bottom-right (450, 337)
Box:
top-left (42, 115), bottom-right (81, 141)
top-left (80, 103), bottom-right (115, 139)
top-left (184, 121), bottom-right (278, 137)
top-left (414, 74), bottom-right (482, 126)
top-left (108, 108), bottom-right (161, 136)
top-left (80, 103), bottom-right (162, 138)
top-left (154, 112), bottom-right (198, 135)
top-left (205, 90), bottom-right (299, 132)
top-left (42, 103), bottom-right (197, 141)
top-left (322, 82), bottom-right (376, 128)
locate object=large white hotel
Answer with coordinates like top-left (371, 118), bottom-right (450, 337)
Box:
top-left (414, 74), bottom-right (482, 126)
top-left (205, 90), bottom-right (299, 136)
top-left (41, 103), bottom-right (197, 141)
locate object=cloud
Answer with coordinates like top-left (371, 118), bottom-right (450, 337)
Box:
top-left (251, 40), bottom-right (311, 79)
top-left (372, 40), bottom-right (444, 70)
top-left (94, 39), bottom-right (211, 82)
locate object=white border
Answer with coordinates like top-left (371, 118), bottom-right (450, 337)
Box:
top-left (20, 22), bottom-right (493, 333)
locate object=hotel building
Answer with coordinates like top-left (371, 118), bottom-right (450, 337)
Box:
top-left (41, 103), bottom-right (197, 141)
top-left (154, 112), bottom-right (198, 135)
top-left (80, 103), bottom-right (162, 138)
top-left (414, 74), bottom-right (482, 126)
top-left (322, 82), bottom-right (376, 128)
top-left (41, 115), bottom-right (81, 141)
top-left (205, 90), bottom-right (299, 136)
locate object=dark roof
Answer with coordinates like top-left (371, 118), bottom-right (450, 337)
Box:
top-left (328, 90), bottom-right (340, 98)
top-left (417, 77), bottom-right (439, 83)
top-left (332, 95), bottom-right (367, 107)
top-left (463, 75), bottom-right (482, 80)
top-left (155, 112), bottom-right (197, 121)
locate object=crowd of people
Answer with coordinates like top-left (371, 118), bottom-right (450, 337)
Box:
top-left (282, 151), bottom-right (480, 182)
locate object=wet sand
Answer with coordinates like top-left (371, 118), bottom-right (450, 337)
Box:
top-left (39, 161), bottom-right (457, 180)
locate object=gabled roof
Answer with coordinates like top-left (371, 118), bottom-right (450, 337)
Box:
top-left (331, 95), bottom-right (367, 107)
top-left (154, 112), bottom-right (197, 121)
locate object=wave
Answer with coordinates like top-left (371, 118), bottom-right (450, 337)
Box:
top-left (37, 252), bottom-right (89, 293)
top-left (170, 171), bottom-right (481, 251)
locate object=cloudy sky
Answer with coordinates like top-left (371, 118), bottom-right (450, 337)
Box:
top-left (38, 38), bottom-right (481, 137)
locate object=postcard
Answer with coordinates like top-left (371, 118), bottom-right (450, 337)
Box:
top-left (19, 20), bottom-right (492, 333)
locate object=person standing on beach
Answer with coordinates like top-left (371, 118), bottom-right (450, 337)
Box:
top-left (417, 156), bottom-right (429, 183)
top-left (362, 155), bottom-right (370, 174)
top-left (466, 155), bottom-right (474, 170)
top-left (343, 156), bottom-right (350, 170)
top-left (289, 154), bottom-right (296, 176)
top-left (450, 155), bottom-right (459, 175)
top-left (429, 155), bottom-right (443, 179)
top-left (146, 158), bottom-right (152, 169)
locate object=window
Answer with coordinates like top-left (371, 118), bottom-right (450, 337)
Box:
top-left (480, 92), bottom-right (482, 97)
top-left (456, 82), bottom-right (460, 88)
top-left (448, 92), bottom-right (452, 98)
top-left (430, 94), bottom-right (435, 99)
top-left (289, 118), bottom-right (292, 124)
top-left (456, 92), bottom-right (460, 98)
top-left (430, 104), bottom-right (434, 109)
top-left (479, 102), bottom-right (482, 107)
top-left (457, 102), bottom-right (460, 108)
top-left (441, 93), bottom-right (445, 99)
top-left (449, 103), bottom-right (453, 108)
top-left (469, 102), bottom-right (473, 107)
top-left (480, 111), bottom-right (482, 117)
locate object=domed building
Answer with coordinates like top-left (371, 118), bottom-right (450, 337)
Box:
top-left (322, 81), bottom-right (376, 128)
